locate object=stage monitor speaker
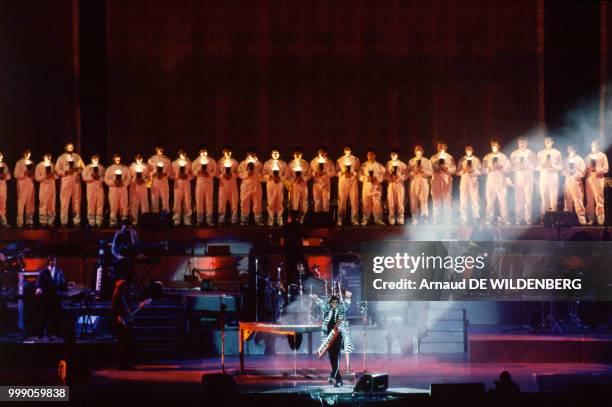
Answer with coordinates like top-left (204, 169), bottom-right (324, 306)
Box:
top-left (543, 211), bottom-right (576, 227)
top-left (430, 383), bottom-right (485, 400)
top-left (206, 245), bottom-right (231, 256)
top-left (353, 373), bottom-right (389, 393)
top-left (201, 373), bottom-right (236, 395)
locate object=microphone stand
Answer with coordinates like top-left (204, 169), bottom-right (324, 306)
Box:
top-left (220, 300), bottom-right (227, 374)
top-left (254, 257), bottom-right (259, 322)
top-left (360, 301), bottom-right (369, 373)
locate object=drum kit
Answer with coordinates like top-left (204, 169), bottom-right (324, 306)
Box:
top-left (254, 261), bottom-right (354, 324)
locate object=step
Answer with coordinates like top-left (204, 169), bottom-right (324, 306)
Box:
top-left (426, 320), bottom-right (465, 331)
top-left (134, 337), bottom-right (176, 348)
top-left (135, 307), bottom-right (184, 317)
top-left (427, 308), bottom-right (465, 321)
top-left (133, 316), bottom-right (179, 328)
top-left (420, 331), bottom-right (465, 343)
top-left (133, 326), bottom-right (176, 335)
top-left (419, 342), bottom-right (465, 354)
top-left (138, 348), bottom-right (176, 354)
top-left (137, 349), bottom-right (177, 360)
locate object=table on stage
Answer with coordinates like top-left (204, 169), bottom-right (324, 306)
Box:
top-left (238, 322), bottom-right (320, 374)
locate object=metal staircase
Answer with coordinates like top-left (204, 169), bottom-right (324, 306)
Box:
top-left (132, 304), bottom-right (183, 360)
top-left (418, 305), bottom-right (468, 354)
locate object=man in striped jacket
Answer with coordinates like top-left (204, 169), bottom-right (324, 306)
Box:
top-left (313, 292), bottom-right (354, 387)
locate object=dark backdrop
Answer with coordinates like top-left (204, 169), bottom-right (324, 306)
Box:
top-left (0, 1), bottom-right (609, 222)
top-left (0, 0), bottom-right (77, 162)
top-left (106, 0), bottom-right (539, 160)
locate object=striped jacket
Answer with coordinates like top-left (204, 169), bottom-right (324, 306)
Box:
top-left (318, 299), bottom-right (354, 353)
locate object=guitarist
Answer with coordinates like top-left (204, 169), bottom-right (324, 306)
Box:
top-left (315, 292), bottom-right (354, 387)
top-left (110, 279), bottom-right (139, 370)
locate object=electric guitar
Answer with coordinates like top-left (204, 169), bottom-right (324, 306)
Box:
top-left (116, 298), bottom-right (152, 330)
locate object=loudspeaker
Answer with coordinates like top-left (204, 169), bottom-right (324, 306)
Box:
top-left (202, 373), bottom-right (236, 395)
top-left (353, 373), bottom-right (388, 393)
top-left (430, 383), bottom-right (484, 400)
top-left (543, 211), bottom-right (576, 227)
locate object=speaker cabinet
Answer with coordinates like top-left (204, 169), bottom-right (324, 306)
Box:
top-left (353, 373), bottom-right (389, 393)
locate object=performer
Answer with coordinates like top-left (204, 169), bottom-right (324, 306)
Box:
top-left (287, 146), bottom-right (311, 224)
top-left (313, 292), bottom-right (354, 387)
top-left (336, 144), bottom-right (361, 226)
top-left (171, 148), bottom-right (193, 226)
top-left (0, 151), bottom-right (11, 227)
top-left (537, 136), bottom-right (563, 219)
top-left (55, 142), bottom-right (84, 227)
top-left (14, 149), bottom-right (36, 228)
top-left (310, 146), bottom-right (335, 220)
top-left (129, 154), bottom-right (150, 226)
top-left (386, 149), bottom-right (407, 226)
top-left (238, 147), bottom-right (264, 226)
top-left (563, 145), bottom-right (587, 225)
top-left (457, 145), bottom-right (481, 225)
top-left (430, 142), bottom-right (456, 224)
top-left (82, 155), bottom-right (106, 227)
top-left (359, 148), bottom-right (386, 226)
top-left (263, 147), bottom-right (287, 226)
top-left (510, 137), bottom-right (536, 225)
top-left (35, 256), bottom-right (68, 338)
top-left (111, 219), bottom-right (141, 290)
top-left (147, 143), bottom-right (173, 214)
top-left (585, 140), bottom-right (609, 225)
top-left (483, 140), bottom-right (510, 225)
top-left (110, 279), bottom-right (134, 370)
top-left (34, 153), bottom-right (59, 227)
top-left (192, 145), bottom-right (216, 226)
top-left (217, 146), bottom-right (239, 225)
top-left (105, 154), bottom-right (131, 227)
top-left (408, 145), bottom-right (432, 225)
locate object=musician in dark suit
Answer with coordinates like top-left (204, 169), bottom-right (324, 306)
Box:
top-left (35, 255), bottom-right (68, 338)
top-left (110, 279), bottom-right (134, 370)
top-left (111, 218), bottom-right (140, 292)
top-left (315, 292), bottom-right (354, 387)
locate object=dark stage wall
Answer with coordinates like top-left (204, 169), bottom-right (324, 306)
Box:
top-left (106, 0), bottom-right (540, 160)
top-left (3, 1), bottom-right (609, 162)
top-left (0, 0), bottom-right (78, 161)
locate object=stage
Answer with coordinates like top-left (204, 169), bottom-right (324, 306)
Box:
top-left (3, 352), bottom-right (612, 405)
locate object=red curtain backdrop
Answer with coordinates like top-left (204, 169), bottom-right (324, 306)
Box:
top-left (107, 0), bottom-right (539, 160)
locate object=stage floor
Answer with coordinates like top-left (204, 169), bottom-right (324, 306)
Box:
top-left (6, 355), bottom-right (610, 394)
top-left (3, 352), bottom-right (612, 407)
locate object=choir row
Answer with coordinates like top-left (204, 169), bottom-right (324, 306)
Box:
top-left (0, 138), bottom-right (607, 228)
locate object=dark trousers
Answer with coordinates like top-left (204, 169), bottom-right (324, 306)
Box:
top-left (328, 335), bottom-right (342, 382)
top-left (40, 295), bottom-right (62, 337)
top-left (114, 320), bottom-right (134, 369)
